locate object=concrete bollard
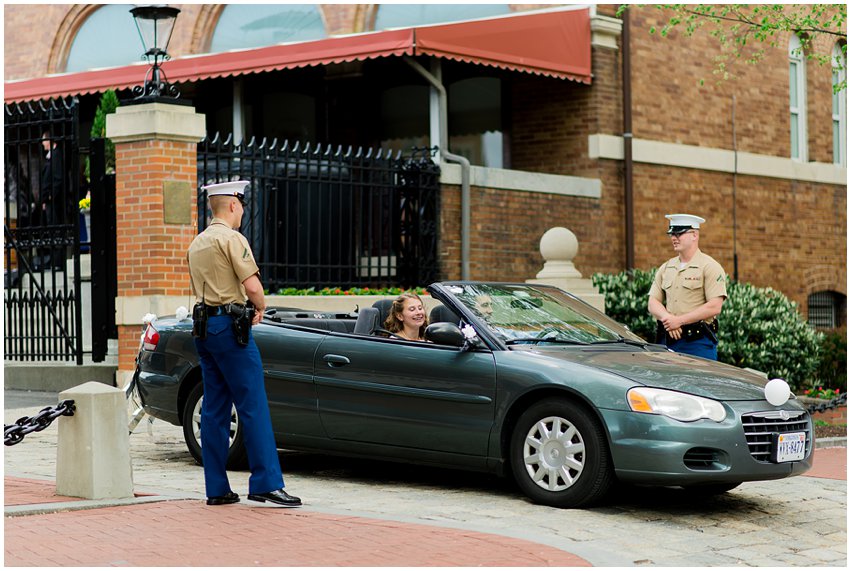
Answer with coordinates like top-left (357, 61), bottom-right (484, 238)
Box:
top-left (56, 381), bottom-right (134, 499)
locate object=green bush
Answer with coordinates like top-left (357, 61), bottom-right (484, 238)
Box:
top-left (814, 327), bottom-right (847, 393)
top-left (592, 269), bottom-right (823, 392)
top-left (84, 90), bottom-right (119, 180)
top-left (591, 269), bottom-right (657, 341)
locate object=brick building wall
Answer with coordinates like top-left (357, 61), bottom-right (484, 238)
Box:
top-left (628, 8), bottom-right (840, 160)
top-left (4, 3), bottom-right (845, 317)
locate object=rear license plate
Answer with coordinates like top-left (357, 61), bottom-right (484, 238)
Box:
top-left (772, 432), bottom-right (806, 463)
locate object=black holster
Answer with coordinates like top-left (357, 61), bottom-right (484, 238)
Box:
top-left (192, 303), bottom-right (207, 340)
top-left (231, 302), bottom-right (255, 347)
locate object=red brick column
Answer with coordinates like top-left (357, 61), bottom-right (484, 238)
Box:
top-left (106, 103), bottom-right (206, 386)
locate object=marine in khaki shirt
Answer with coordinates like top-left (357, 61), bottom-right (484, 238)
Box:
top-left (648, 214), bottom-right (727, 360)
top-left (187, 217), bottom-right (261, 308)
top-left (185, 181), bottom-right (301, 509)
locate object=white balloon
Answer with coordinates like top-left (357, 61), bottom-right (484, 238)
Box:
top-left (764, 378), bottom-right (791, 406)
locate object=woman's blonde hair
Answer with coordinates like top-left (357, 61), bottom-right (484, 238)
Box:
top-left (384, 293), bottom-right (428, 337)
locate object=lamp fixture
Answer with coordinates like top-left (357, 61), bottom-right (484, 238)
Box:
top-left (130, 5), bottom-right (181, 101)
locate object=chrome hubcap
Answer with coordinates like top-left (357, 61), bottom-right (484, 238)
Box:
top-left (193, 396), bottom-right (239, 449)
top-left (523, 415), bottom-right (585, 491)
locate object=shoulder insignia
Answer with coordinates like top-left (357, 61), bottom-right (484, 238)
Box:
top-left (243, 247), bottom-right (250, 259)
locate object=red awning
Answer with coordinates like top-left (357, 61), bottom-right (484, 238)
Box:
top-left (4, 8), bottom-right (590, 104)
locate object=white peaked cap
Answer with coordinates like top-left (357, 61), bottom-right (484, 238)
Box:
top-left (665, 213), bottom-right (705, 229)
top-left (202, 181), bottom-right (250, 197)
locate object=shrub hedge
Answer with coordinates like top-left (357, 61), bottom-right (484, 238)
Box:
top-left (591, 269), bottom-right (824, 393)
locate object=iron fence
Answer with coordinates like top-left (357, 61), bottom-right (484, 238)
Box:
top-left (198, 136), bottom-right (440, 291)
top-left (4, 98), bottom-right (83, 363)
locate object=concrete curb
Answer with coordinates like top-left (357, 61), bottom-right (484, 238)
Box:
top-left (815, 436), bottom-right (847, 449)
top-left (4, 494), bottom-right (186, 517)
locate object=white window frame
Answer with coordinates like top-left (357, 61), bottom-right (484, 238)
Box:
top-left (789, 35), bottom-right (808, 162)
top-left (832, 43), bottom-right (847, 166)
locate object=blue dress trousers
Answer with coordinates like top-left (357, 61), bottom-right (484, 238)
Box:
top-left (194, 315), bottom-right (284, 498)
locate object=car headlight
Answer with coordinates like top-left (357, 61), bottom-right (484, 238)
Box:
top-left (627, 387), bottom-right (726, 423)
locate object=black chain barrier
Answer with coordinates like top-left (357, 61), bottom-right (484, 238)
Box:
top-left (806, 392), bottom-right (847, 415)
top-left (4, 400), bottom-right (75, 446)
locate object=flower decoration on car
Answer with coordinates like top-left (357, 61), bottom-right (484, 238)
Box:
top-left (142, 313), bottom-right (157, 324)
top-left (175, 306), bottom-right (189, 321)
top-left (461, 324), bottom-right (478, 341)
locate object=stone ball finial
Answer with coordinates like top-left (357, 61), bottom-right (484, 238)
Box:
top-left (535, 227), bottom-right (581, 280)
top-left (540, 227), bottom-right (578, 262)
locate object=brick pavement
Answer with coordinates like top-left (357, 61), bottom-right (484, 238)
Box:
top-left (5, 447), bottom-right (845, 567)
top-left (4, 477), bottom-right (590, 567)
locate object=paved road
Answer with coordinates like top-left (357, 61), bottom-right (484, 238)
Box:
top-left (4, 389), bottom-right (847, 566)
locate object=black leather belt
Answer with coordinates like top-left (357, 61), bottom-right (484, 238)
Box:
top-left (204, 303), bottom-right (245, 317)
top-left (204, 305), bottom-right (228, 316)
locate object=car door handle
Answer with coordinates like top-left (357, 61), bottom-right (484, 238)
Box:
top-left (322, 354), bottom-right (351, 367)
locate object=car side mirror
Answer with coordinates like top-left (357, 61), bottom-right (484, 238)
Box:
top-left (424, 322), bottom-right (465, 347)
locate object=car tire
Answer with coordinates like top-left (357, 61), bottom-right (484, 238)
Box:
top-left (182, 383), bottom-right (249, 470)
top-left (510, 398), bottom-right (615, 508)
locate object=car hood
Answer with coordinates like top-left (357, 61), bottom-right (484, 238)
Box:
top-left (528, 346), bottom-right (771, 401)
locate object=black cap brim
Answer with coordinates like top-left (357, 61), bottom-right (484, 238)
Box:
top-left (667, 226), bottom-right (693, 235)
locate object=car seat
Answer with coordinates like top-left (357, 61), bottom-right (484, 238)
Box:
top-left (372, 299), bottom-right (394, 329)
top-left (428, 304), bottom-right (460, 325)
top-left (353, 307), bottom-right (381, 335)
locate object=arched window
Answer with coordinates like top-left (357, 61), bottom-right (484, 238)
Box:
top-left (808, 291), bottom-right (846, 329)
top-left (210, 4), bottom-right (326, 53)
top-left (373, 4), bottom-right (510, 30)
top-left (788, 35), bottom-right (807, 161)
top-left (65, 5), bottom-right (142, 72)
top-left (832, 43), bottom-right (846, 166)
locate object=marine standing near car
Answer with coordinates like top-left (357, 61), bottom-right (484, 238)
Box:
top-left (647, 214), bottom-right (727, 360)
top-left (187, 180), bottom-right (301, 508)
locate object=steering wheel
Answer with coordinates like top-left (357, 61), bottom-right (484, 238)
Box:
top-left (373, 328), bottom-right (402, 340)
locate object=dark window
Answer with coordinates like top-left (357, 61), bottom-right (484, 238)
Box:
top-left (808, 291), bottom-right (847, 329)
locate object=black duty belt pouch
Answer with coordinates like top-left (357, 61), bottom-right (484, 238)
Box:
top-left (230, 303), bottom-right (255, 347)
top-left (192, 303), bottom-right (208, 340)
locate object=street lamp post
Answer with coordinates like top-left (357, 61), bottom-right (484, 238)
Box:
top-left (130, 5), bottom-right (181, 101)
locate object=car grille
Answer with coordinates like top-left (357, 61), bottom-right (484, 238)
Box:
top-left (741, 410), bottom-right (811, 463)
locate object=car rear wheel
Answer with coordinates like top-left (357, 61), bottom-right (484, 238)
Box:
top-left (182, 383), bottom-right (249, 470)
top-left (510, 398), bottom-right (614, 508)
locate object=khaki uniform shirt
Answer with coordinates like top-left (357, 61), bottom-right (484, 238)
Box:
top-left (187, 218), bottom-right (259, 306)
top-left (649, 250), bottom-right (727, 323)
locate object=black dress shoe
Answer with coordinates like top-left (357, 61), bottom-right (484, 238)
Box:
top-left (206, 491), bottom-right (240, 506)
top-left (247, 489), bottom-right (302, 508)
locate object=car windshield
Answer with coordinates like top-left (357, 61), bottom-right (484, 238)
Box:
top-left (446, 283), bottom-right (644, 345)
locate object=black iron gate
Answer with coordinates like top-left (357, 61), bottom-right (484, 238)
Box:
top-left (4, 98), bottom-right (83, 363)
top-left (88, 137), bottom-right (117, 362)
top-left (197, 138), bottom-right (440, 291)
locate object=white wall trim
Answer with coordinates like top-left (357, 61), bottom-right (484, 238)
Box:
top-left (589, 134), bottom-right (847, 185)
top-left (440, 163), bottom-right (601, 199)
top-left (590, 14), bottom-right (622, 49)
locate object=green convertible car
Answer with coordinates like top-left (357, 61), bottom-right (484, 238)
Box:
top-left (134, 281), bottom-right (813, 508)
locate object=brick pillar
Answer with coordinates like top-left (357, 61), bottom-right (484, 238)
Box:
top-left (106, 102), bottom-right (206, 387)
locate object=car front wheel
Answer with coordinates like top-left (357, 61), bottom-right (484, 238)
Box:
top-left (182, 383), bottom-right (249, 470)
top-left (510, 398), bottom-right (614, 508)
